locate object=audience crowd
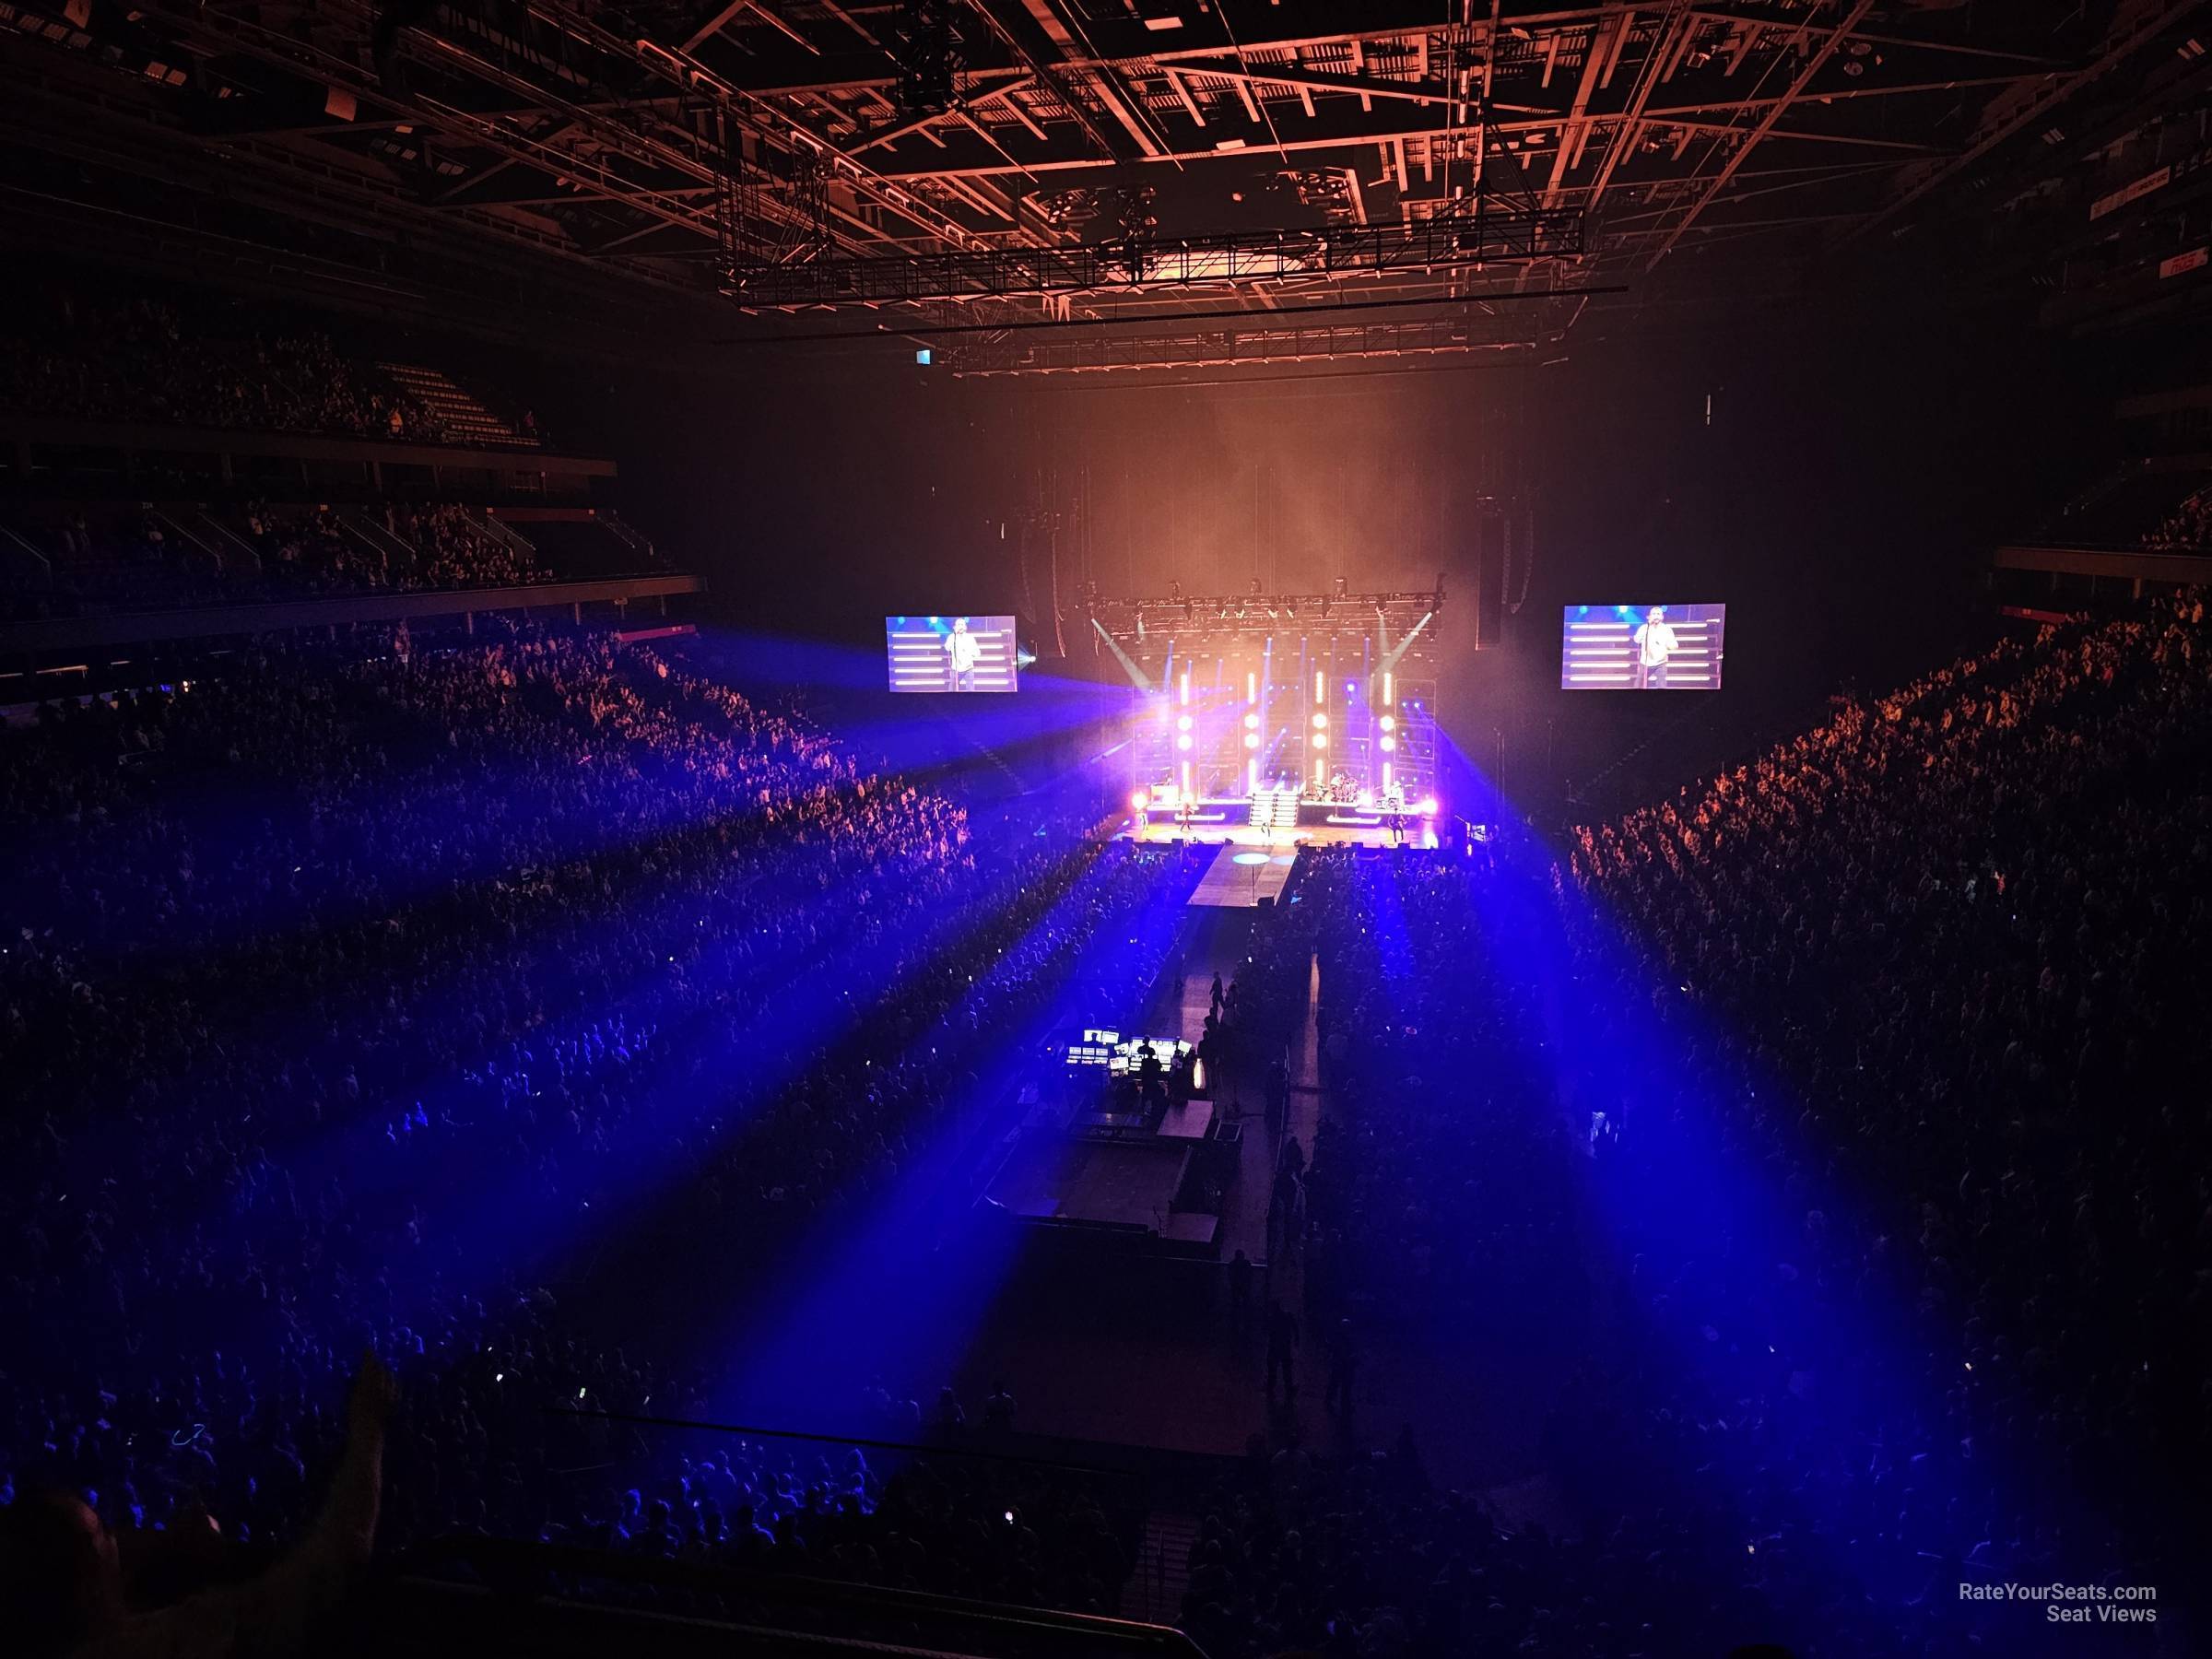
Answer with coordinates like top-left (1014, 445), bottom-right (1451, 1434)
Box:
top-left (2141, 486), bottom-right (2212, 553)
top-left (1177, 597), bottom-right (2208, 1657)
top-left (4, 501), bottom-right (559, 619)
top-left (0, 626), bottom-right (1183, 1648)
top-left (251, 501), bottom-right (552, 592)
top-left (0, 288), bottom-right (441, 441)
top-left (4, 597), bottom-right (2207, 1658)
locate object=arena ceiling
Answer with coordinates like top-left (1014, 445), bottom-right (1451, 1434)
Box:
top-left (0, 1), bottom-right (2205, 372)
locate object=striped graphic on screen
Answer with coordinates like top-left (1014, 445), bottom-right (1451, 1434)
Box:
top-left (886, 616), bottom-right (1020, 693)
top-left (1560, 605), bottom-right (1726, 690)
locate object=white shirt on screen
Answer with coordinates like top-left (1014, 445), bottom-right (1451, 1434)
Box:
top-left (945, 626), bottom-right (982, 674)
top-left (1633, 618), bottom-right (1678, 667)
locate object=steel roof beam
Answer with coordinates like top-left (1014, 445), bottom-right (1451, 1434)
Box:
top-left (821, 94), bottom-right (1949, 184)
top-left (703, 8), bottom-right (2071, 96)
top-left (1546, 13), bottom-right (1619, 206)
top-left (1583, 1), bottom-right (1693, 212)
top-left (1642, 0), bottom-right (1875, 268)
top-left (1644, 71), bottom-right (2052, 120)
top-left (962, 0), bottom-right (1138, 162)
top-left (507, 0), bottom-right (994, 250)
top-left (132, 0), bottom-right (747, 247)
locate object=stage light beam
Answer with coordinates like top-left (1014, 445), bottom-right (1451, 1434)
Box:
top-left (1089, 619), bottom-right (1154, 690)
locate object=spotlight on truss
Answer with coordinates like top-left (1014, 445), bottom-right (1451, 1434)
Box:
top-left (894, 0), bottom-right (962, 118)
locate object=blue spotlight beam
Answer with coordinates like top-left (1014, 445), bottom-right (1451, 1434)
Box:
top-left (716, 843), bottom-right (1205, 1418)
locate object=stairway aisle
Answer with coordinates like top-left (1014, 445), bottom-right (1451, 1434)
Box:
top-left (378, 362), bottom-right (536, 448)
top-left (1118, 1510), bottom-right (1197, 1626)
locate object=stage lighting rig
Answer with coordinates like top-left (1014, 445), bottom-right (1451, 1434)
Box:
top-left (1088, 586), bottom-right (1445, 640)
top-left (894, 0), bottom-right (962, 120)
top-left (1107, 175), bottom-right (1160, 274)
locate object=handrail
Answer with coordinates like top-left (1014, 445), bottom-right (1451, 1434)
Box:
top-left (601, 511), bottom-right (656, 559)
top-left (1992, 541), bottom-right (2212, 580)
top-left (340, 510), bottom-right (418, 574)
top-left (194, 511), bottom-right (264, 576)
top-left (151, 508), bottom-right (226, 571)
top-left (382, 1578), bottom-right (1011, 1659)
top-left (0, 572), bottom-right (704, 654)
top-left (0, 523), bottom-right (54, 590)
top-left (473, 507), bottom-right (538, 559)
top-left (0, 408), bottom-right (616, 476)
top-left (396, 1535), bottom-right (1213, 1659)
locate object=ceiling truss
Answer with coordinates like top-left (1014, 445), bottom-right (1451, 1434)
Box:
top-left (0, 1), bottom-right (2194, 374)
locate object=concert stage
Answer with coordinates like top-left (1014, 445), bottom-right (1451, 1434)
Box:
top-left (1122, 795), bottom-right (1441, 854)
top-left (1091, 584), bottom-right (1447, 865)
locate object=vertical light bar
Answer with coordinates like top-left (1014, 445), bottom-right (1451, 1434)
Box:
top-left (1382, 671), bottom-right (1394, 707)
top-left (1179, 669), bottom-right (1191, 707)
top-left (1260, 637), bottom-right (1273, 799)
top-left (1314, 671), bottom-right (1325, 703)
top-left (1246, 670), bottom-right (1256, 703)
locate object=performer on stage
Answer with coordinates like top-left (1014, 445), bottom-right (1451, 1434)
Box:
top-left (943, 616), bottom-right (982, 691)
top-left (1632, 605), bottom-right (1678, 689)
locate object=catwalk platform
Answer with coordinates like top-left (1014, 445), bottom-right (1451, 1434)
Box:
top-left (1186, 844), bottom-right (1298, 909)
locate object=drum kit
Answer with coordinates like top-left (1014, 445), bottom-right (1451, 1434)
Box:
top-left (1313, 770), bottom-right (1409, 815)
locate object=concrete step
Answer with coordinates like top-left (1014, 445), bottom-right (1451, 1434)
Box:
top-left (376, 362), bottom-right (538, 448)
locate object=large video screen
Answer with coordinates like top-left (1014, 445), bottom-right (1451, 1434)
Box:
top-left (1561, 604), bottom-right (1726, 690)
top-left (885, 615), bottom-right (1019, 693)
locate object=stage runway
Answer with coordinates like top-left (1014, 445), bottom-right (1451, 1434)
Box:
top-left (1187, 844), bottom-right (1298, 909)
top-left (918, 906), bottom-right (1574, 1503)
